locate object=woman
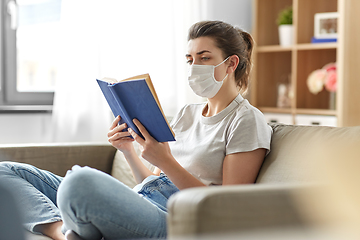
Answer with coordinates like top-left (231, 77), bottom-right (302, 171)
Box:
top-left (0, 20), bottom-right (272, 240)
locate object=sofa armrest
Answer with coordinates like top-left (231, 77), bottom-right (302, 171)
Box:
top-left (167, 184), bottom-right (314, 239)
top-left (0, 143), bottom-right (117, 176)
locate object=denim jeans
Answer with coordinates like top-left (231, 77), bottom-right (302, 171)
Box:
top-left (0, 161), bottom-right (179, 240)
top-left (0, 181), bottom-right (26, 240)
top-left (0, 162), bottom-right (63, 233)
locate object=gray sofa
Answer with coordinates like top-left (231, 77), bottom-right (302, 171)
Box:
top-left (1, 123), bottom-right (359, 240)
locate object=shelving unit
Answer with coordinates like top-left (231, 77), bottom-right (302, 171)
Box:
top-left (251, 0), bottom-right (360, 127)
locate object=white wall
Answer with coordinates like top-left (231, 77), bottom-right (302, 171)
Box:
top-left (0, 113), bottom-right (52, 144)
top-left (205, 0), bottom-right (252, 32)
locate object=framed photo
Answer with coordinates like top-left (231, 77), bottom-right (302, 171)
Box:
top-left (314, 12), bottom-right (338, 39)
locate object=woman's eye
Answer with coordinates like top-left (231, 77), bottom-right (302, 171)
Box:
top-left (201, 57), bottom-right (210, 61)
top-left (186, 59), bottom-right (193, 65)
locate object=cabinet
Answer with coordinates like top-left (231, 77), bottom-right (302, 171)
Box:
top-left (251, 0), bottom-right (360, 127)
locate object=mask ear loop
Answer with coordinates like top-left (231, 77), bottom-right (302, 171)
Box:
top-left (214, 56), bottom-right (230, 82)
top-left (215, 56), bottom-right (230, 68)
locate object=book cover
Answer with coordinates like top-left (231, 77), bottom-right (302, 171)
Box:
top-left (311, 37), bottom-right (337, 43)
top-left (96, 74), bottom-right (175, 142)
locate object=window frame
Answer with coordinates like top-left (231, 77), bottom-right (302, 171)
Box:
top-left (0, 0), bottom-right (4, 105)
top-left (1, 0), bottom-right (54, 107)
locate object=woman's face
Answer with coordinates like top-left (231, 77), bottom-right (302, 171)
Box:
top-left (186, 36), bottom-right (228, 82)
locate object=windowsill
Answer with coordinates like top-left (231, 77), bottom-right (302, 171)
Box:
top-left (0, 105), bottom-right (53, 113)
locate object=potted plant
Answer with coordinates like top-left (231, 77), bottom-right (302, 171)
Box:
top-left (277, 6), bottom-right (293, 46)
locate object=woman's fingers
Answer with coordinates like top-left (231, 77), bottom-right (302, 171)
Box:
top-left (128, 118), bottom-right (156, 145)
top-left (108, 124), bottom-right (126, 137)
top-left (133, 119), bottom-right (154, 141)
top-left (107, 116), bottom-right (136, 153)
top-left (107, 116), bottom-right (131, 139)
top-left (109, 115), bottom-right (121, 130)
top-left (108, 129), bottom-right (132, 142)
top-left (128, 119), bottom-right (171, 168)
top-left (128, 127), bottom-right (145, 145)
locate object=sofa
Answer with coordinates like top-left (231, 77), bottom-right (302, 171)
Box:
top-left (0, 123), bottom-right (359, 240)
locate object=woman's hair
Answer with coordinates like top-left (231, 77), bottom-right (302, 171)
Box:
top-left (188, 20), bottom-right (254, 93)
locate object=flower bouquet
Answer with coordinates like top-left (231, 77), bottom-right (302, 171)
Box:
top-left (307, 62), bottom-right (337, 94)
top-left (307, 62), bottom-right (337, 109)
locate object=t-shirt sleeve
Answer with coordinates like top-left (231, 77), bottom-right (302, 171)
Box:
top-left (226, 107), bottom-right (272, 156)
top-left (169, 105), bottom-right (188, 129)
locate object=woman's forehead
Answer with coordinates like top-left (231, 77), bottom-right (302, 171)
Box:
top-left (187, 37), bottom-right (219, 54)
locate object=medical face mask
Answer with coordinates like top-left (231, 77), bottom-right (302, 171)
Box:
top-left (188, 57), bottom-right (229, 98)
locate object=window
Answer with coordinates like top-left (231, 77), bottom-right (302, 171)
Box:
top-left (1, 0), bottom-right (62, 106)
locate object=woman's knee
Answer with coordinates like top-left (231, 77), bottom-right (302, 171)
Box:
top-left (57, 166), bottom-right (108, 208)
top-left (0, 161), bottom-right (20, 176)
top-left (0, 161), bottom-right (14, 170)
top-left (58, 166), bottom-right (95, 196)
top-left (0, 161), bottom-right (34, 173)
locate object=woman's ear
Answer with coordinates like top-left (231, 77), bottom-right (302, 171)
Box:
top-left (226, 55), bottom-right (239, 74)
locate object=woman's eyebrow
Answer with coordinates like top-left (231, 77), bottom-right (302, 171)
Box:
top-left (185, 50), bottom-right (211, 58)
top-left (196, 50), bottom-right (211, 55)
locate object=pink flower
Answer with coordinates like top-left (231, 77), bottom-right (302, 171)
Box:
top-left (323, 62), bottom-right (337, 92)
top-left (307, 69), bottom-right (327, 94)
top-left (325, 70), bottom-right (337, 92)
top-left (307, 62), bottom-right (337, 94)
top-left (323, 62), bottom-right (336, 72)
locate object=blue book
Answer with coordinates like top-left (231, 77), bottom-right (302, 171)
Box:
top-left (311, 37), bottom-right (337, 43)
top-left (97, 74), bottom-right (175, 142)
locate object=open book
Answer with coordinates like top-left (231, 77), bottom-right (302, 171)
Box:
top-left (96, 73), bottom-right (175, 142)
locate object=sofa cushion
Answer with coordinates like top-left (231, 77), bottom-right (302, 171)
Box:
top-left (256, 124), bottom-right (360, 184)
top-left (111, 142), bottom-right (155, 188)
top-left (0, 143), bottom-right (116, 177)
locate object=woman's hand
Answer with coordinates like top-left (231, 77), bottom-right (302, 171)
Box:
top-left (108, 116), bottom-right (135, 154)
top-left (128, 119), bottom-right (173, 169)
top-left (129, 118), bottom-right (206, 189)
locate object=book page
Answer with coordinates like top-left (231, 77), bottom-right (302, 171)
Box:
top-left (100, 77), bottom-right (118, 84)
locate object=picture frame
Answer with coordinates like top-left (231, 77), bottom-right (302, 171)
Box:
top-left (314, 12), bottom-right (338, 39)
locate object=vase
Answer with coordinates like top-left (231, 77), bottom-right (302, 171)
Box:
top-left (278, 25), bottom-right (293, 47)
top-left (329, 92), bottom-right (336, 110)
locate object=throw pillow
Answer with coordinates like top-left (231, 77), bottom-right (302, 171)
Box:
top-left (111, 142), bottom-right (155, 188)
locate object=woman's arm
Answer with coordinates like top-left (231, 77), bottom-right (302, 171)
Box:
top-left (128, 119), bottom-right (266, 188)
top-left (129, 119), bottom-right (206, 190)
top-left (108, 116), bottom-right (158, 183)
top-left (158, 149), bottom-right (266, 188)
top-left (121, 147), bottom-right (160, 183)
top-left (222, 149), bottom-right (266, 185)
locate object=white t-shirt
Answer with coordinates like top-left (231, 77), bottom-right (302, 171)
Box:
top-left (169, 94), bottom-right (272, 186)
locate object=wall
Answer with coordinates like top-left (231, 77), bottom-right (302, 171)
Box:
top-left (205, 0), bottom-right (252, 32)
top-left (0, 113), bottom-right (52, 144)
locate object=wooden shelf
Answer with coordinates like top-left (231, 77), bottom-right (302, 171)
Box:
top-left (258, 107), bottom-right (292, 114)
top-left (257, 45), bottom-right (292, 52)
top-left (251, 0), bottom-right (360, 127)
top-left (257, 43), bottom-right (338, 52)
top-left (296, 43), bottom-right (338, 50)
top-left (295, 109), bottom-right (337, 116)
top-left (259, 107), bottom-right (337, 116)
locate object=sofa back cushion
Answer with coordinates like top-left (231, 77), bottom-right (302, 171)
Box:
top-left (0, 143), bottom-right (116, 177)
top-left (256, 124), bottom-right (360, 184)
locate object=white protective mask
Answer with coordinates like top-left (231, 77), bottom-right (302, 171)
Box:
top-left (188, 56), bottom-right (229, 98)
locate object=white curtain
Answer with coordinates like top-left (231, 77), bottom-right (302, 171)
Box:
top-left (51, 0), bottom-right (207, 142)
top-left (51, 0), bottom-right (252, 143)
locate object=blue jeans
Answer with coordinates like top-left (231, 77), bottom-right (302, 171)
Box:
top-left (0, 181), bottom-right (26, 240)
top-left (0, 162), bottom-right (179, 240)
